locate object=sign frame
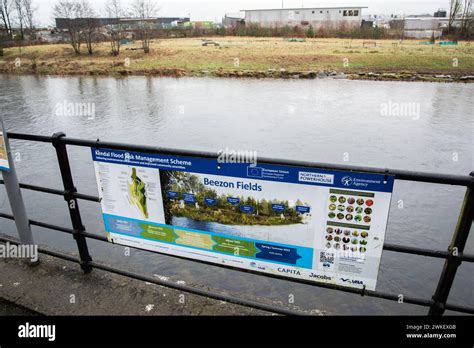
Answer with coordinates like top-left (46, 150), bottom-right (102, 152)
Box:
top-left (92, 148), bottom-right (395, 291)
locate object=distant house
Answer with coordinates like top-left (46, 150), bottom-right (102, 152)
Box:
top-left (223, 13), bottom-right (245, 28)
top-left (242, 7), bottom-right (367, 29)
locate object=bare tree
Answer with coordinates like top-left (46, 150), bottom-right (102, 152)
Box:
top-left (8, 0), bottom-right (36, 39)
top-left (79, 0), bottom-right (99, 55)
top-left (22, 0), bottom-right (36, 36)
top-left (461, 0), bottom-right (473, 35)
top-left (0, 0), bottom-right (13, 39)
top-left (131, 0), bottom-right (159, 53)
top-left (105, 0), bottom-right (125, 56)
top-left (14, 0), bottom-right (25, 39)
top-left (53, 0), bottom-right (83, 54)
top-left (449, 0), bottom-right (463, 33)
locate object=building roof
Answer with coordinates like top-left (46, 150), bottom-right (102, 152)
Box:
top-left (225, 12), bottom-right (244, 18)
top-left (242, 6), bottom-right (368, 12)
top-left (390, 17), bottom-right (449, 21)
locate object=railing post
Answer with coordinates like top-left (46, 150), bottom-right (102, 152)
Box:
top-left (52, 132), bottom-right (92, 274)
top-left (428, 172), bottom-right (474, 316)
top-left (1, 119), bottom-right (38, 265)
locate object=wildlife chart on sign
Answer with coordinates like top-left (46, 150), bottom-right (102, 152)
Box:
top-left (91, 148), bottom-right (395, 291)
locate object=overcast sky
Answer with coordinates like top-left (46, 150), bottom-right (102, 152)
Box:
top-left (34, 0), bottom-right (449, 26)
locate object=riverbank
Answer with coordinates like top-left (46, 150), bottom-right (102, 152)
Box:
top-left (0, 244), bottom-right (325, 315)
top-left (1, 37), bottom-right (473, 82)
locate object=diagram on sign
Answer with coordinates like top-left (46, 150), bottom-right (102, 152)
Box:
top-left (128, 168), bottom-right (149, 219)
top-left (93, 161), bottom-right (165, 223)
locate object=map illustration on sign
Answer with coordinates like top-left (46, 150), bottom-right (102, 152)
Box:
top-left (92, 148), bottom-right (394, 291)
top-left (128, 168), bottom-right (149, 219)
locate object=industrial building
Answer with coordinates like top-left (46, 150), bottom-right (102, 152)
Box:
top-left (223, 13), bottom-right (245, 28)
top-left (55, 17), bottom-right (190, 31)
top-left (242, 7), bottom-right (367, 29)
top-left (389, 16), bottom-right (451, 39)
top-left (384, 9), bottom-right (473, 39)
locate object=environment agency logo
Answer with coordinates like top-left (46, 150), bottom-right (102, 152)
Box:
top-left (341, 176), bottom-right (353, 186)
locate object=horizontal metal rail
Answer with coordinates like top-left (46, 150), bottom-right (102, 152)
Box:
top-left (1, 212), bottom-right (474, 315)
top-left (7, 132), bottom-right (473, 187)
top-left (2, 183), bottom-right (473, 263)
top-left (0, 180), bottom-right (101, 202)
top-left (0, 212), bottom-right (104, 240)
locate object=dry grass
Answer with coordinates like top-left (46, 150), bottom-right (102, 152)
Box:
top-left (1, 37), bottom-right (473, 76)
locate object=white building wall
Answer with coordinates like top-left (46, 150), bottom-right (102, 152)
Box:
top-left (404, 19), bottom-right (443, 30)
top-left (245, 8), bottom-right (364, 29)
top-left (404, 29), bottom-right (443, 39)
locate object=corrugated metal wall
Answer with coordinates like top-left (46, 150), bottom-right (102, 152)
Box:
top-left (245, 8), bottom-right (363, 28)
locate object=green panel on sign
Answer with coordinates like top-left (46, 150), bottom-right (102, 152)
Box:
top-left (140, 224), bottom-right (175, 243)
top-left (213, 236), bottom-right (258, 257)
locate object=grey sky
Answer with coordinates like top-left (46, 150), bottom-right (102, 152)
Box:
top-left (34, 0), bottom-right (449, 26)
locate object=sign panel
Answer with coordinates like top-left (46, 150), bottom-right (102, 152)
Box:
top-left (0, 120), bottom-right (10, 172)
top-left (92, 148), bottom-right (394, 290)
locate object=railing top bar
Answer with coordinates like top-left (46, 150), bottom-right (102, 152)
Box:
top-left (8, 132), bottom-right (53, 143)
top-left (7, 132), bottom-right (473, 187)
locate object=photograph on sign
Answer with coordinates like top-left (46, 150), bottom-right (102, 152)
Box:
top-left (92, 148), bottom-right (394, 291)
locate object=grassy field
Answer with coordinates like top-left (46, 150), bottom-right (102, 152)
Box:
top-left (1, 37), bottom-right (473, 79)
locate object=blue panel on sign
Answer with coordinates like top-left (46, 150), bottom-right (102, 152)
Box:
top-left (227, 197), bottom-right (240, 205)
top-left (296, 206), bottom-right (310, 214)
top-left (167, 191), bottom-right (179, 199)
top-left (92, 148), bottom-right (395, 192)
top-left (184, 193), bottom-right (196, 204)
top-left (255, 243), bottom-right (302, 265)
top-left (272, 204), bottom-right (286, 213)
top-left (240, 205), bottom-right (255, 214)
top-left (204, 197), bottom-right (217, 206)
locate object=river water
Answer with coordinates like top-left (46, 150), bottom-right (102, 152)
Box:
top-left (0, 75), bottom-right (473, 315)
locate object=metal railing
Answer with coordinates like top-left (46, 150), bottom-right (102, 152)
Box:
top-left (0, 131), bottom-right (473, 316)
